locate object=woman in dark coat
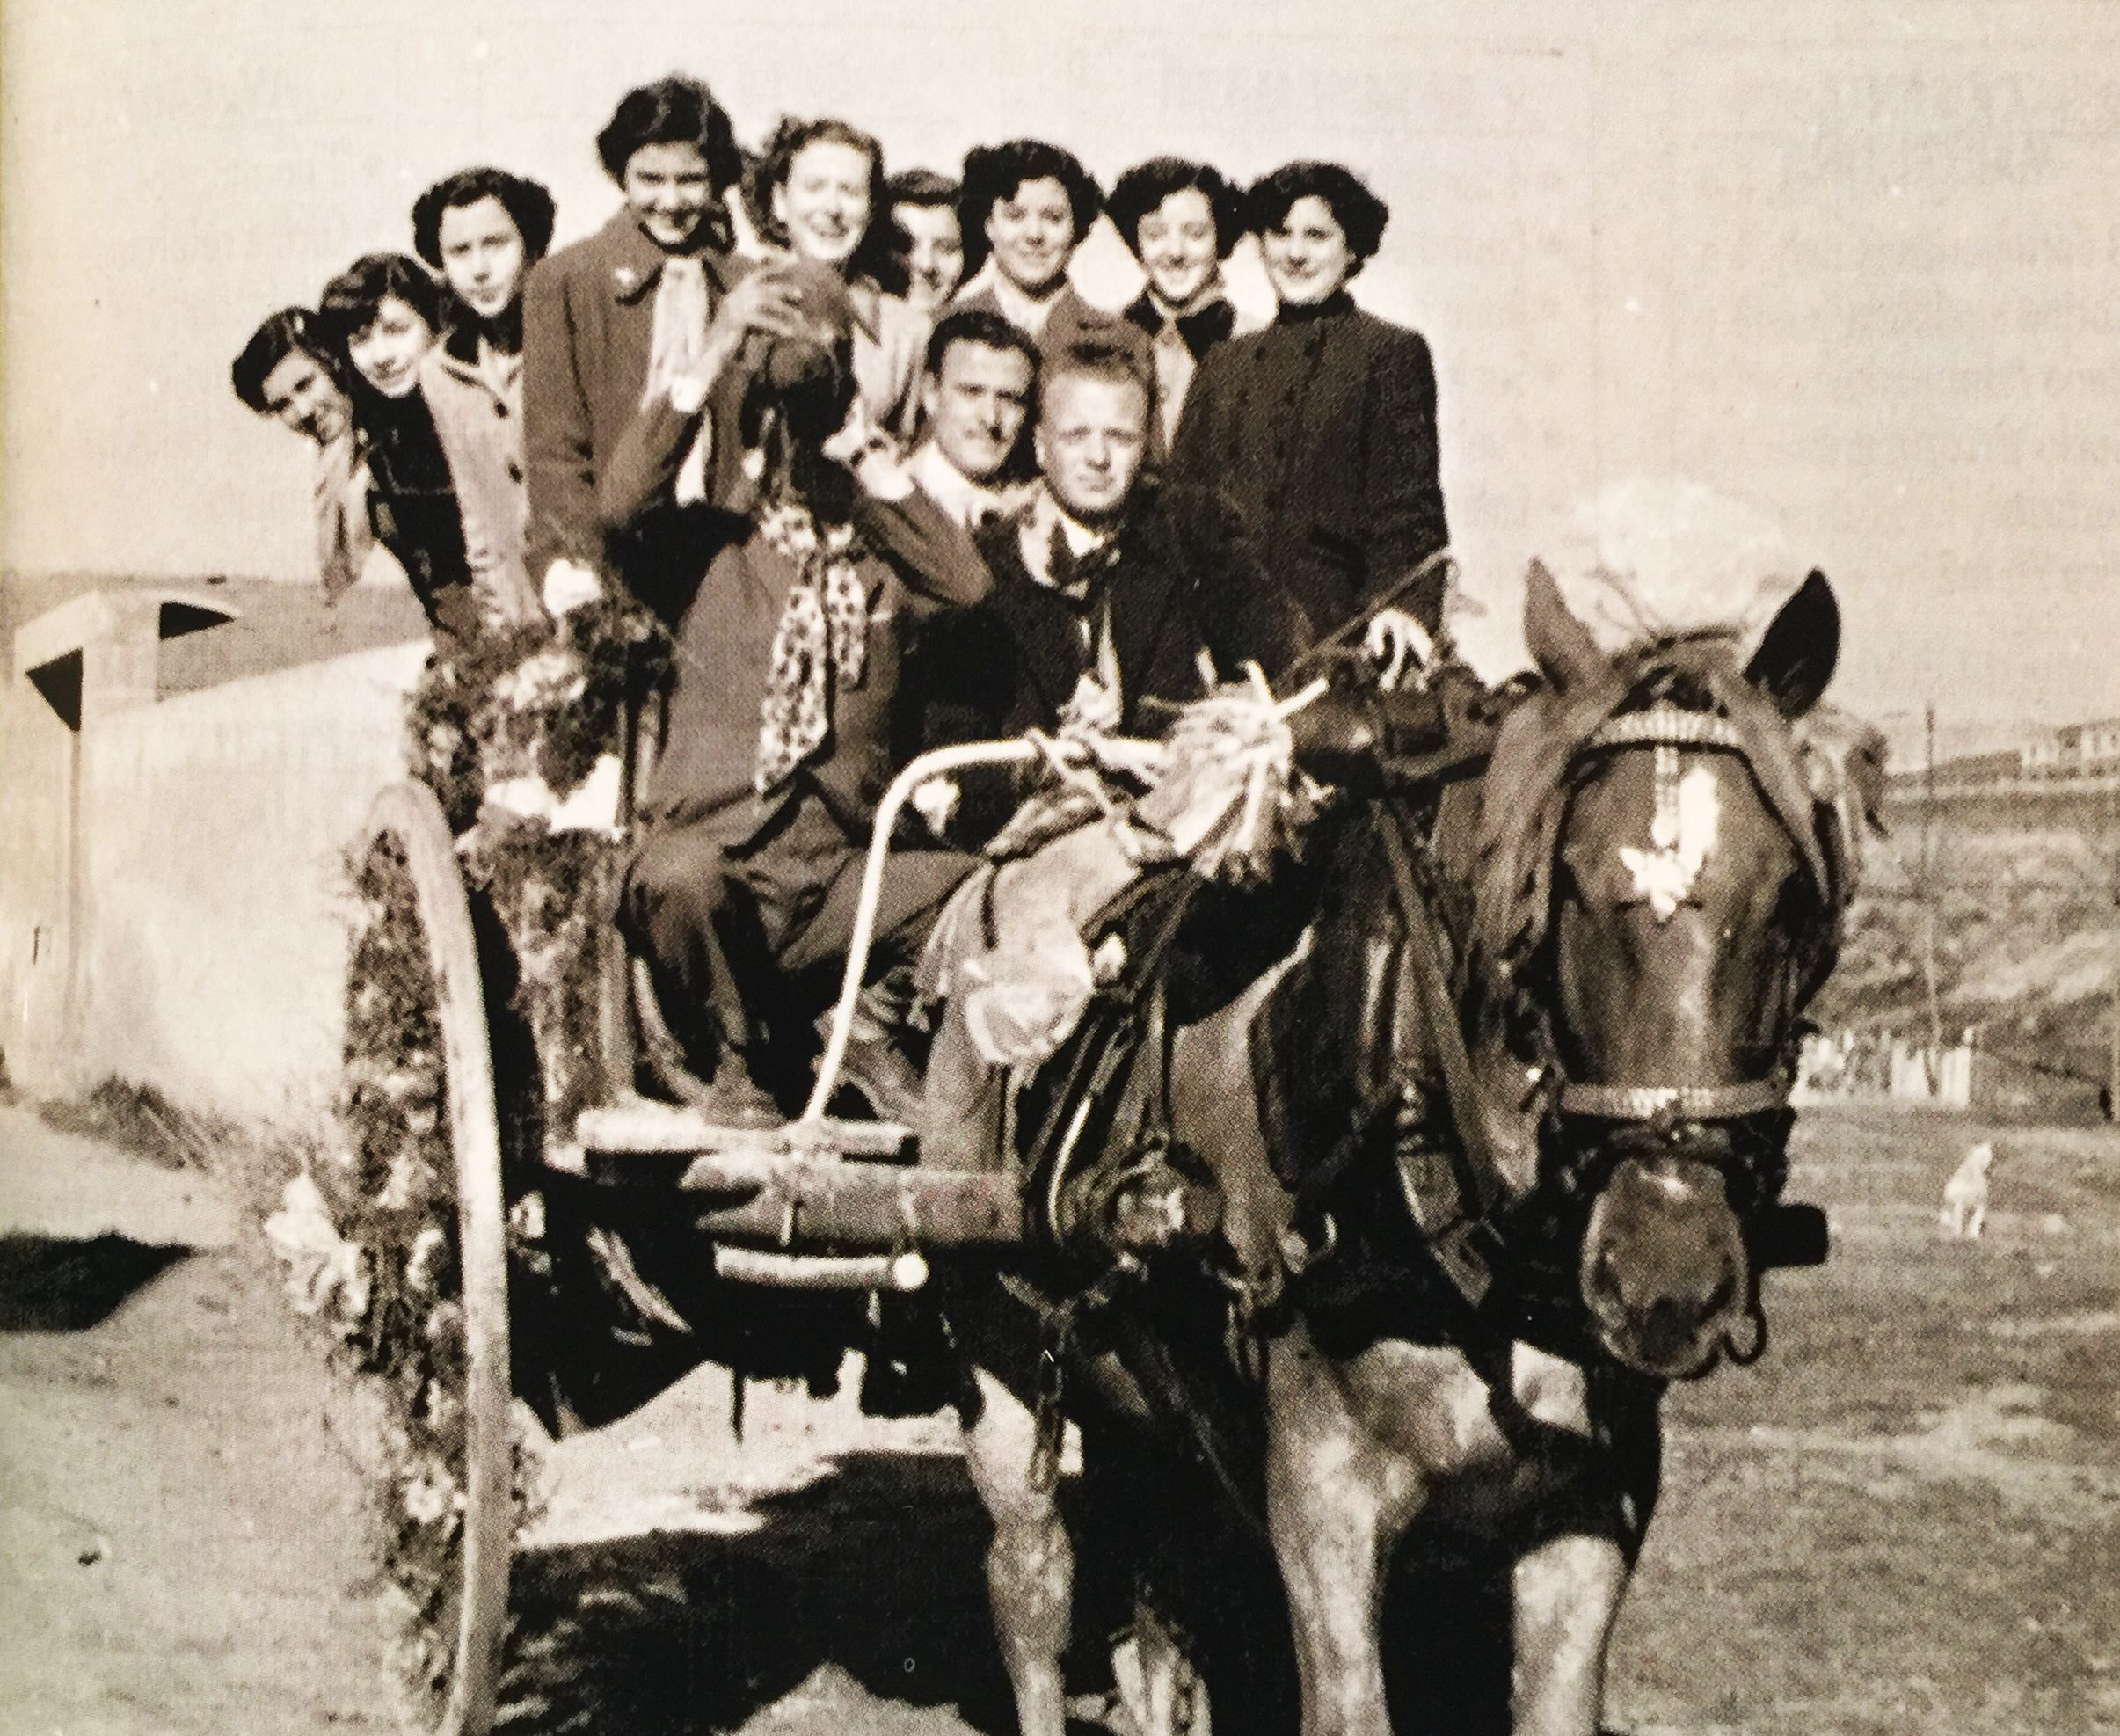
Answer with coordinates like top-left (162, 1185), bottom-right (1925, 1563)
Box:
top-left (1107, 157), bottom-right (1248, 453)
top-left (1168, 161), bottom-right (1449, 640)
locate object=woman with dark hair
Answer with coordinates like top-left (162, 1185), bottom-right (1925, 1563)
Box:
top-left (1169, 160), bottom-right (1449, 641)
top-left (745, 116), bottom-right (927, 447)
top-left (523, 74), bottom-right (805, 615)
top-left (1106, 156), bottom-right (1247, 451)
top-left (952, 139), bottom-right (1147, 370)
top-left (317, 253), bottom-right (482, 643)
top-left (885, 168), bottom-right (965, 314)
top-left (230, 306), bottom-right (372, 603)
top-left (411, 166), bottom-right (559, 628)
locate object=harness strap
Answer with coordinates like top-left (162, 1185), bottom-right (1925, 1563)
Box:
top-left (1370, 806), bottom-right (1512, 1305)
top-left (1556, 1078), bottom-right (1789, 1121)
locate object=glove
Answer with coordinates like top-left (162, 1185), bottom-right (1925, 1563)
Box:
top-left (1365, 608), bottom-right (1436, 691)
top-left (542, 558), bottom-right (604, 619)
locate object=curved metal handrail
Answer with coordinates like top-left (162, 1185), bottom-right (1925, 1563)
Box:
top-left (798, 739), bottom-right (1043, 1127)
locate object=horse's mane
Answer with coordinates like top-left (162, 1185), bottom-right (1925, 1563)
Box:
top-left (1466, 638), bottom-right (1834, 999)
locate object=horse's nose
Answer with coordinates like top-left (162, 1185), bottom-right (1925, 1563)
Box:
top-left (1636, 1295), bottom-right (1699, 1364)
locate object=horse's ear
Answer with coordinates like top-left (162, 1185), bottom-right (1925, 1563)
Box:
top-left (1746, 569), bottom-right (1840, 718)
top-left (1523, 558), bottom-right (1606, 695)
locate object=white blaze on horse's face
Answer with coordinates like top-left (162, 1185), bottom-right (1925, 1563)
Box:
top-left (1617, 745), bottom-right (1722, 921)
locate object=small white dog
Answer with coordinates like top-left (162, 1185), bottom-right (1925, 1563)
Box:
top-left (1938, 1142), bottom-right (1994, 1240)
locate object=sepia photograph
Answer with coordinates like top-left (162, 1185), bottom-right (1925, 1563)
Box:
top-left (1, 3), bottom-right (2115, 1732)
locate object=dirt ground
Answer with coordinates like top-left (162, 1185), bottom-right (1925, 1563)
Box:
top-left (2, 1101), bottom-right (2116, 1735)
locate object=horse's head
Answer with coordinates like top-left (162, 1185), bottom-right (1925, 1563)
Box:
top-left (1513, 558), bottom-right (1842, 1379)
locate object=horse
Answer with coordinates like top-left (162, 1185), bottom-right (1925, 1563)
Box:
top-left (951, 554), bottom-right (1853, 1736)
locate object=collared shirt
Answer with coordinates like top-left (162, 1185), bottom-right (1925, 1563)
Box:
top-left (311, 431), bottom-right (373, 604)
top-left (1018, 485), bottom-right (1109, 585)
top-left (1125, 283), bottom-right (1240, 448)
top-left (955, 258), bottom-right (1068, 339)
top-left (908, 441), bottom-right (1009, 529)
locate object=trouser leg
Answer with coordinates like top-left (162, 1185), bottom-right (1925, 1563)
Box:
top-left (918, 993), bottom-right (1009, 1171)
top-left (619, 821), bottom-right (753, 1065)
top-left (778, 842), bottom-right (980, 980)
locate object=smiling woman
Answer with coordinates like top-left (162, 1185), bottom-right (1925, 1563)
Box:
top-left (521, 74), bottom-right (768, 606)
top-left (1107, 157), bottom-right (1248, 452)
top-left (1168, 159), bottom-right (1449, 643)
top-left (317, 254), bottom-right (482, 645)
top-left (229, 308), bottom-right (369, 602)
top-left (951, 138), bottom-right (1152, 386)
top-left (410, 167), bottom-right (559, 629)
top-left (745, 116), bottom-right (929, 447)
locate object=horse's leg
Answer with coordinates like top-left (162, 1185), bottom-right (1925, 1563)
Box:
top-left (1510, 1532), bottom-right (1628, 1736)
top-left (961, 1367), bottom-right (1074, 1736)
top-left (1264, 1326), bottom-right (1422, 1736)
top-left (1505, 1345), bottom-right (1639, 1736)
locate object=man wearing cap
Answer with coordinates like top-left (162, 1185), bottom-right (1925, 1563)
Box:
top-left (599, 258), bottom-right (991, 1124)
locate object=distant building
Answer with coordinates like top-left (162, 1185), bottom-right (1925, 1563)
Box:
top-left (2022, 718), bottom-right (2120, 779)
top-left (1933, 750), bottom-right (2018, 788)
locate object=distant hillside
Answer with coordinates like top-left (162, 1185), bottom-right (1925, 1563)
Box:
top-left (1817, 795), bottom-right (2117, 1100)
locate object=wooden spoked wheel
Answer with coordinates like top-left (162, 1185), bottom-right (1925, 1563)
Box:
top-left (347, 780), bottom-right (514, 1736)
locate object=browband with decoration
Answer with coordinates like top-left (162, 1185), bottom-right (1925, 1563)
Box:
top-left (1585, 703), bottom-right (1749, 754)
top-left (1556, 1079), bottom-right (1789, 1120)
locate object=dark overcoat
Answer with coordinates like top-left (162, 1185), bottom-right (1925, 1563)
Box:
top-left (1167, 292), bottom-right (1448, 638)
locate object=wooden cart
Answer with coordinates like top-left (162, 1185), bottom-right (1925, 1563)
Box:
top-left (345, 739), bottom-right (1045, 1735)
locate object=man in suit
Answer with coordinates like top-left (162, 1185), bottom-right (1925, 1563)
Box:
top-left (943, 337), bottom-right (1308, 754)
top-left (903, 307), bottom-right (1038, 529)
top-left (911, 337), bottom-right (1313, 1176)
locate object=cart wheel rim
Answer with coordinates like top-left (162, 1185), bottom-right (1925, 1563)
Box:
top-left (353, 781), bottom-right (515, 1736)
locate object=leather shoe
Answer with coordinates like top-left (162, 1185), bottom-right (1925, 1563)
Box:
top-left (835, 1029), bottom-right (925, 1127)
top-left (673, 1058), bottom-right (783, 1129)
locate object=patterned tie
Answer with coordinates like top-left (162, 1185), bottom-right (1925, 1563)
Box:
top-left (754, 505), bottom-right (871, 794)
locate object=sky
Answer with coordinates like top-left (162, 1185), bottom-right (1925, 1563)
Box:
top-left (4, 0), bottom-right (2116, 760)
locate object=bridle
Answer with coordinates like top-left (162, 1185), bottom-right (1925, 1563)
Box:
top-left (1544, 700), bottom-right (1805, 1130)
top-left (1341, 686), bottom-right (1825, 1331)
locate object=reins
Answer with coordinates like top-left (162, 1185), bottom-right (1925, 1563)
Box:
top-left (1286, 687), bottom-right (1815, 1320)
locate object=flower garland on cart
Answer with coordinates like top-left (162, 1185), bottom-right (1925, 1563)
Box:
top-left (269, 586), bottom-right (670, 1711)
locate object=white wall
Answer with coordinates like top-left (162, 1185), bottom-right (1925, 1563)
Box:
top-left (68, 642), bottom-right (426, 1129)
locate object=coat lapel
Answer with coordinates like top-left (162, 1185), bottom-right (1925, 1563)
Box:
top-left (1109, 495), bottom-right (1187, 712)
top-left (600, 209), bottom-right (667, 306)
top-left (979, 527), bottom-right (1087, 726)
